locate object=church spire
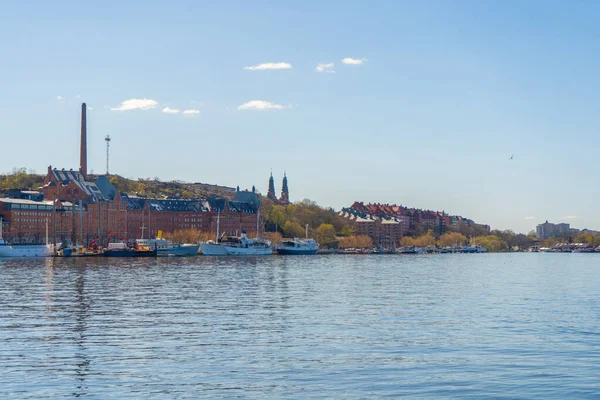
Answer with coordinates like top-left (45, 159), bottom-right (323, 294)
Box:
top-left (280, 172), bottom-right (289, 204)
top-left (267, 170), bottom-right (276, 200)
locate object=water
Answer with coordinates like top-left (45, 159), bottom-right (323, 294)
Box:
top-left (0, 254), bottom-right (598, 399)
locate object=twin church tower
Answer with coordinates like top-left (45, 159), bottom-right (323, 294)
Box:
top-left (267, 172), bottom-right (290, 205)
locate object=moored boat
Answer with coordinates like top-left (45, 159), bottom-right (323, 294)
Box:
top-left (0, 239), bottom-right (56, 257)
top-left (276, 238), bottom-right (319, 255)
top-left (103, 242), bottom-right (157, 257)
top-left (0, 216), bottom-right (56, 257)
top-left (202, 232), bottom-right (272, 256)
top-left (137, 234), bottom-right (199, 256)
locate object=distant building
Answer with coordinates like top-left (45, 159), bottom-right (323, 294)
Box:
top-left (339, 208), bottom-right (407, 248)
top-left (536, 221), bottom-right (571, 240)
top-left (346, 201), bottom-right (489, 237)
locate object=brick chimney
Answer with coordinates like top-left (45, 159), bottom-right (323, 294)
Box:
top-left (80, 103), bottom-right (87, 177)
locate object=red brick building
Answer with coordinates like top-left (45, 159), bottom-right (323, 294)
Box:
top-left (0, 167), bottom-right (263, 245)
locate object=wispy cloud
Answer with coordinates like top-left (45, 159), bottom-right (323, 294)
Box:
top-left (75, 94), bottom-right (81, 99)
top-left (524, 216), bottom-right (536, 220)
top-left (88, 106), bottom-right (94, 110)
top-left (316, 62), bottom-right (335, 73)
top-left (182, 109), bottom-right (200, 115)
top-left (342, 57), bottom-right (366, 65)
top-left (561, 216), bottom-right (579, 219)
top-left (237, 100), bottom-right (286, 111)
top-left (244, 62), bottom-right (292, 71)
top-left (162, 107), bottom-right (181, 114)
top-left (56, 96), bottom-right (64, 101)
top-left (110, 98), bottom-right (158, 111)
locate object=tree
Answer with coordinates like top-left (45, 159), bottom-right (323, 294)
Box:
top-left (472, 235), bottom-right (508, 252)
top-left (400, 236), bottom-right (416, 247)
top-left (283, 220), bottom-right (304, 238)
top-left (340, 225), bottom-right (354, 236)
top-left (414, 230), bottom-right (436, 247)
top-left (438, 232), bottom-right (467, 247)
top-left (315, 223), bottom-right (337, 248)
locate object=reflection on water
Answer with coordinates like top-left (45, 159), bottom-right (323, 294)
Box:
top-left (0, 254), bottom-right (599, 399)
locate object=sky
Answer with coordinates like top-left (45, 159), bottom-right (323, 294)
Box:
top-left (1, 0), bottom-right (600, 233)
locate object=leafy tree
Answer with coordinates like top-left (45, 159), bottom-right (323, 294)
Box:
top-left (414, 230), bottom-right (436, 247)
top-left (283, 220), bottom-right (304, 238)
top-left (438, 232), bottom-right (467, 247)
top-left (472, 235), bottom-right (508, 252)
top-left (315, 223), bottom-right (337, 248)
top-left (340, 225), bottom-right (354, 236)
top-left (400, 236), bottom-right (416, 247)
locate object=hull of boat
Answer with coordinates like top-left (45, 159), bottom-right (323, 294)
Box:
top-left (0, 244), bottom-right (55, 257)
top-left (201, 242), bottom-right (272, 256)
top-left (201, 243), bottom-right (230, 256)
top-left (276, 247), bottom-right (318, 255)
top-left (103, 249), bottom-right (157, 257)
top-left (225, 246), bottom-right (272, 256)
top-left (159, 244), bottom-right (200, 256)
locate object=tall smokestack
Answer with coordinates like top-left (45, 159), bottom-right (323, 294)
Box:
top-left (80, 103), bottom-right (87, 177)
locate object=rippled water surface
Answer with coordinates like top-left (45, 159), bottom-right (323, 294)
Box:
top-left (0, 254), bottom-right (599, 399)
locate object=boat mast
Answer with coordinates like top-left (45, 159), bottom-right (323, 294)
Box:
top-left (216, 210), bottom-right (220, 241)
top-left (79, 199), bottom-right (83, 249)
top-left (256, 210), bottom-right (260, 238)
top-left (0, 216), bottom-right (3, 240)
top-left (52, 193), bottom-right (57, 255)
top-left (305, 224), bottom-right (309, 239)
top-left (45, 219), bottom-right (48, 245)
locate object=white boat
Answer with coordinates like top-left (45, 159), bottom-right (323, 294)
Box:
top-left (202, 232), bottom-right (272, 256)
top-left (276, 225), bottom-right (319, 255)
top-left (0, 217), bottom-right (57, 257)
top-left (0, 238), bottom-right (55, 257)
top-left (201, 210), bottom-right (272, 256)
top-left (136, 236), bottom-right (199, 256)
top-left (276, 238), bottom-right (319, 255)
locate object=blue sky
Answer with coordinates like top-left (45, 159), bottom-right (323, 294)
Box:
top-left (1, 0), bottom-right (599, 233)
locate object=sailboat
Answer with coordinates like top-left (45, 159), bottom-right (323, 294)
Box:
top-left (201, 210), bottom-right (272, 256)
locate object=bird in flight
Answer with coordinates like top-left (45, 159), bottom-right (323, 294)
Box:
top-left (509, 155), bottom-right (514, 160)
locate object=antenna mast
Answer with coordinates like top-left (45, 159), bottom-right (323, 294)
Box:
top-left (105, 135), bottom-right (111, 174)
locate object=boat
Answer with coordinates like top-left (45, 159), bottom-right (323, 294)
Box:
top-left (277, 238), bottom-right (319, 255)
top-left (202, 232), bottom-right (272, 256)
top-left (399, 246), bottom-right (423, 254)
top-left (276, 224), bottom-right (319, 255)
top-left (201, 211), bottom-right (272, 256)
top-left (0, 217), bottom-right (57, 257)
top-left (0, 238), bottom-right (56, 257)
top-left (460, 245), bottom-right (487, 253)
top-left (103, 242), bottom-right (157, 257)
top-left (136, 231), bottom-right (199, 256)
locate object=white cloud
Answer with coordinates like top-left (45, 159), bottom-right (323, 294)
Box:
top-left (56, 96), bottom-right (64, 101)
top-left (162, 107), bottom-right (181, 114)
top-left (110, 98), bottom-right (158, 111)
top-left (561, 216), bottom-right (579, 219)
top-left (524, 216), bottom-right (536, 220)
top-left (88, 106), bottom-right (94, 110)
top-left (316, 62), bottom-right (335, 73)
top-left (75, 94), bottom-right (81, 99)
top-left (342, 57), bottom-right (366, 65)
top-left (237, 100), bottom-right (286, 111)
top-left (182, 109), bottom-right (200, 115)
top-left (244, 62), bottom-right (292, 71)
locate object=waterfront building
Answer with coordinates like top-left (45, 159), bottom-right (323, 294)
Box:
top-left (346, 202), bottom-right (489, 237)
top-left (339, 208), bottom-right (405, 248)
